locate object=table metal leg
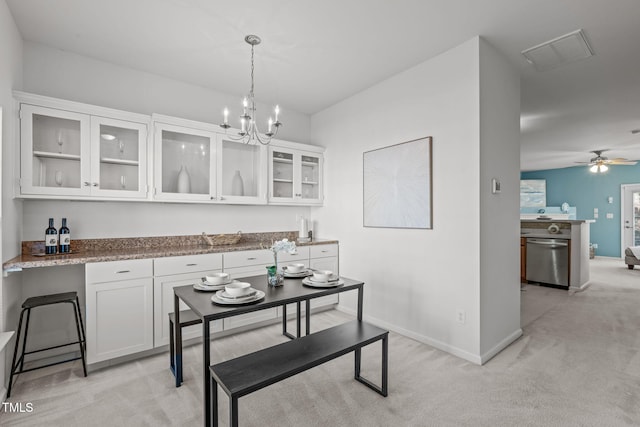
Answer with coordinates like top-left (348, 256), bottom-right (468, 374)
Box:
top-left (282, 304), bottom-right (295, 340)
top-left (203, 320), bottom-right (211, 427)
top-left (357, 284), bottom-right (363, 321)
top-left (174, 294), bottom-right (182, 388)
top-left (305, 299), bottom-right (311, 335)
top-left (296, 301), bottom-right (301, 338)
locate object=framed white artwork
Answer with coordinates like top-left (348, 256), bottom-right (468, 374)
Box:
top-left (363, 136), bottom-right (432, 229)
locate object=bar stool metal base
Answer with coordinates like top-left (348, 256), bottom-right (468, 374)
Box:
top-left (7, 292), bottom-right (87, 398)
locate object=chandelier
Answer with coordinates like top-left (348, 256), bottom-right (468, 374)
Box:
top-left (220, 35), bottom-right (282, 145)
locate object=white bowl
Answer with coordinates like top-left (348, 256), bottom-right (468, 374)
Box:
top-left (286, 263), bottom-right (306, 273)
top-left (225, 281), bottom-right (251, 296)
top-left (312, 270), bottom-right (334, 282)
top-left (205, 272), bottom-right (230, 285)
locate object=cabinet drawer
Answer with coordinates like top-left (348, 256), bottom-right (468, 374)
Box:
top-left (224, 250), bottom-right (272, 268)
top-left (86, 259), bottom-right (153, 283)
top-left (154, 253), bottom-right (223, 277)
top-left (310, 244), bottom-right (338, 258)
top-left (278, 246), bottom-right (309, 263)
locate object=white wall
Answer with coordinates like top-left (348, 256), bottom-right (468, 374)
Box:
top-left (0, 0), bottom-right (23, 400)
top-left (478, 39), bottom-right (521, 359)
top-left (310, 37), bottom-right (521, 364)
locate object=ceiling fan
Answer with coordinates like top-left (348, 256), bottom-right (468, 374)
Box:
top-left (576, 150), bottom-right (637, 173)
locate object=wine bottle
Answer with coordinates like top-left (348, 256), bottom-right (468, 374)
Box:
top-left (59, 217), bottom-right (70, 253)
top-left (45, 218), bottom-right (58, 255)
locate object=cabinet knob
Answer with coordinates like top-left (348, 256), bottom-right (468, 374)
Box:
top-left (92, 182), bottom-right (99, 187)
top-left (84, 182), bottom-right (91, 186)
top-left (219, 196), bottom-right (225, 201)
top-left (211, 196), bottom-right (217, 200)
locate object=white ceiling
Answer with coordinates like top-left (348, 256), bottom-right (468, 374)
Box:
top-left (6, 0), bottom-right (640, 171)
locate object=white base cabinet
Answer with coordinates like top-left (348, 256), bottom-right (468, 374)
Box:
top-left (153, 254), bottom-right (223, 347)
top-left (85, 259), bottom-right (154, 364)
top-left (84, 243), bottom-right (338, 364)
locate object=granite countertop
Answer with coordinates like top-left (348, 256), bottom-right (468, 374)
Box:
top-left (2, 231), bottom-right (338, 272)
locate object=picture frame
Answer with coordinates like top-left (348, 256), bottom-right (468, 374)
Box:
top-left (363, 136), bottom-right (433, 229)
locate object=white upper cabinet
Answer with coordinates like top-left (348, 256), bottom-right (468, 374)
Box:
top-left (15, 93), bottom-right (324, 205)
top-left (269, 145), bottom-right (324, 205)
top-left (152, 117), bottom-right (217, 202)
top-left (216, 134), bottom-right (267, 204)
top-left (17, 92), bottom-right (149, 200)
top-left (152, 114), bottom-right (267, 204)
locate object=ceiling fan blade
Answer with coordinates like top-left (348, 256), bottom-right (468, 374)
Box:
top-left (607, 159), bottom-right (637, 165)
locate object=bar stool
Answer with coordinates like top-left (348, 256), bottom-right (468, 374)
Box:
top-left (7, 291), bottom-right (87, 398)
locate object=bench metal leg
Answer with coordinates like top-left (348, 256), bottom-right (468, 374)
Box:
top-left (354, 334), bottom-right (388, 397)
top-left (210, 378), bottom-right (218, 427)
top-left (230, 396), bottom-right (239, 427)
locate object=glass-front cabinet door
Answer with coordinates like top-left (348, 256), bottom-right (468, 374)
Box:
top-left (269, 146), bottom-right (323, 205)
top-left (153, 121), bottom-right (216, 202)
top-left (20, 104), bottom-right (91, 196)
top-left (91, 117), bottom-right (148, 198)
top-left (299, 152), bottom-right (322, 203)
top-left (217, 135), bottom-right (267, 204)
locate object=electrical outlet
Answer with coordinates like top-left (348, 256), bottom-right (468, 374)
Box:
top-left (606, 213), bottom-right (614, 219)
top-left (456, 309), bottom-right (466, 324)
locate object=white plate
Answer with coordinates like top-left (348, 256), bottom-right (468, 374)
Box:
top-left (283, 270), bottom-right (312, 278)
top-left (218, 288), bottom-right (258, 300)
top-left (202, 277), bottom-right (233, 286)
top-left (309, 276), bottom-right (339, 283)
top-left (193, 282), bottom-right (226, 292)
top-left (302, 277), bottom-right (344, 288)
top-left (211, 290), bottom-right (265, 305)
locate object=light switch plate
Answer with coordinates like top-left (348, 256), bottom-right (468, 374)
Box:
top-left (606, 213), bottom-right (614, 219)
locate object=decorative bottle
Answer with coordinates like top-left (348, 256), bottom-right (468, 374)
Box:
top-left (231, 170), bottom-right (244, 196)
top-left (45, 218), bottom-right (58, 255)
top-left (59, 217), bottom-right (71, 253)
top-left (177, 165), bottom-right (191, 193)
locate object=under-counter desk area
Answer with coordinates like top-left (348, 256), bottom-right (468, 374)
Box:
top-left (2, 232), bottom-right (340, 370)
top-left (520, 219), bottom-right (593, 290)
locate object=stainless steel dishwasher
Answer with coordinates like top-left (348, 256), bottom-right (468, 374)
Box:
top-left (526, 238), bottom-right (569, 287)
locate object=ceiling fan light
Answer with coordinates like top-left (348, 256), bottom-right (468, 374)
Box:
top-left (590, 165), bottom-right (598, 173)
top-left (600, 164), bottom-right (608, 172)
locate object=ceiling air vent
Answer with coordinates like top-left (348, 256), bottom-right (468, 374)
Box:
top-left (522, 29), bottom-right (594, 71)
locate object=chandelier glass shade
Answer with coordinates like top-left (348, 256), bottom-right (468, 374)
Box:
top-left (220, 35), bottom-right (282, 145)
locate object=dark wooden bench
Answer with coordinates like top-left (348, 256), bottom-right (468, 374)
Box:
top-left (209, 320), bottom-right (388, 427)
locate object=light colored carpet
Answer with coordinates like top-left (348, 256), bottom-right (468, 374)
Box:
top-left (2, 256), bottom-right (640, 426)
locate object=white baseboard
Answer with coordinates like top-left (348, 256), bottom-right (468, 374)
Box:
top-left (479, 328), bottom-right (523, 364)
top-left (336, 306), bottom-right (523, 365)
top-left (336, 306), bottom-right (484, 365)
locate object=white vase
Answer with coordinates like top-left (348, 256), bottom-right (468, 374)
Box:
top-left (177, 165), bottom-right (191, 193)
top-left (231, 170), bottom-right (244, 196)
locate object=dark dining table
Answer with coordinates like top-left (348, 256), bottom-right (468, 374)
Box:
top-left (173, 274), bottom-right (364, 426)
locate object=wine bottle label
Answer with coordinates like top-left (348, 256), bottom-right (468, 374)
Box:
top-left (45, 235), bottom-right (59, 247)
top-left (61, 234), bottom-right (70, 245)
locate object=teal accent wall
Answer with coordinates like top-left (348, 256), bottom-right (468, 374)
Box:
top-left (521, 164), bottom-right (640, 257)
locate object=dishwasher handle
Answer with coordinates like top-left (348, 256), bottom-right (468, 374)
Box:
top-left (528, 240), bottom-right (568, 248)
